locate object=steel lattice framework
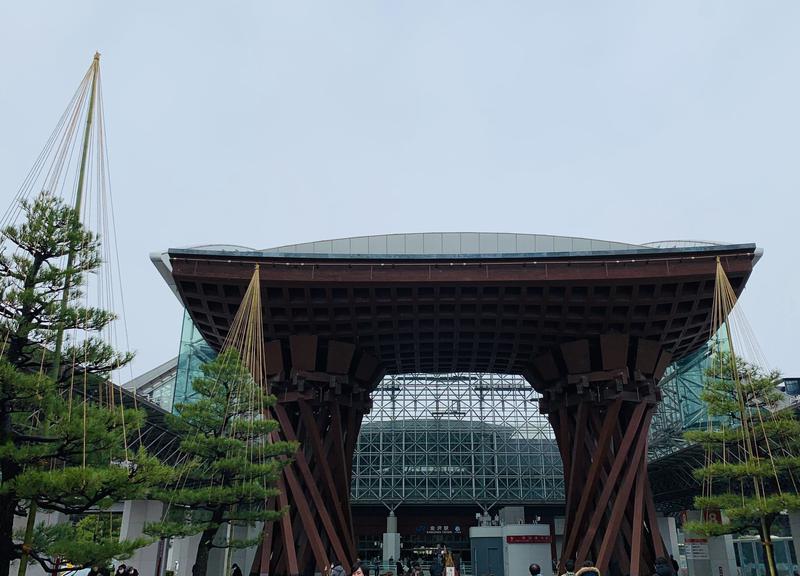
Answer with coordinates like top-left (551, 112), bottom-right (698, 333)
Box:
top-left (352, 373), bottom-right (563, 505)
top-left (648, 344), bottom-right (712, 460)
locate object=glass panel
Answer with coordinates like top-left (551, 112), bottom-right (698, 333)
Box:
top-left (739, 542), bottom-right (756, 576)
top-left (773, 540), bottom-right (789, 574)
top-left (756, 543), bottom-right (766, 575)
top-left (172, 311), bottom-right (217, 411)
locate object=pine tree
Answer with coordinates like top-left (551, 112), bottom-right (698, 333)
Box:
top-left (0, 192), bottom-right (172, 575)
top-left (685, 351), bottom-right (800, 576)
top-left (147, 348), bottom-right (298, 576)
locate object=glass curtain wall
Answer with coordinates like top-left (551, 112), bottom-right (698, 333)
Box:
top-left (172, 311), bottom-right (217, 411)
top-left (352, 373), bottom-right (563, 505)
top-left (649, 330), bottom-right (730, 459)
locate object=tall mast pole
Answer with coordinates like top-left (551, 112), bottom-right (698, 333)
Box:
top-left (50, 51), bottom-right (100, 381)
top-left (17, 52), bottom-right (101, 576)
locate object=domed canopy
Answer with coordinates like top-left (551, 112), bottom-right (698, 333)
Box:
top-left (259, 232), bottom-right (644, 258)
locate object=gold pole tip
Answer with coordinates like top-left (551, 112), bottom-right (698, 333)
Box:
top-left (93, 51), bottom-right (101, 61)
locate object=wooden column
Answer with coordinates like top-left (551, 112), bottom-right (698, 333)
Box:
top-left (256, 336), bottom-right (378, 576)
top-left (534, 335), bottom-right (671, 576)
top-left (259, 393), bottom-right (370, 576)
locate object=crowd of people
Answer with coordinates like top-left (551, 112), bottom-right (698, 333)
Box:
top-left (329, 544), bottom-right (460, 576)
top-left (85, 564), bottom-right (140, 576)
top-left (213, 545), bottom-right (682, 576)
top-left (333, 549), bottom-right (681, 576)
top-left (545, 554), bottom-right (680, 576)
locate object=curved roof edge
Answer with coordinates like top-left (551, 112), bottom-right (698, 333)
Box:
top-left (152, 235), bottom-right (760, 303)
top-left (169, 234), bottom-right (760, 260)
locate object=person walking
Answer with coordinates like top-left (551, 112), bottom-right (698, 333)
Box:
top-left (430, 552), bottom-right (444, 576)
top-left (330, 560), bottom-right (345, 576)
top-left (651, 557), bottom-right (676, 576)
top-left (443, 548), bottom-right (456, 576)
top-left (559, 559), bottom-right (576, 576)
top-left (452, 554), bottom-right (461, 576)
top-left (352, 562), bottom-right (370, 576)
top-left (231, 564), bottom-right (244, 576)
top-left (529, 564), bottom-right (541, 576)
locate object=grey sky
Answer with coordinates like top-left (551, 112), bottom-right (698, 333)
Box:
top-left (1, 2), bottom-right (798, 377)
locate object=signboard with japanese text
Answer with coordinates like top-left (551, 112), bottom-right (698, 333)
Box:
top-left (506, 535), bottom-right (552, 544)
top-left (685, 538), bottom-right (709, 560)
top-left (419, 524), bottom-right (462, 535)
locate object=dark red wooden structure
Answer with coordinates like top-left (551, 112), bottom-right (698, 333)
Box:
top-left (163, 241), bottom-right (758, 576)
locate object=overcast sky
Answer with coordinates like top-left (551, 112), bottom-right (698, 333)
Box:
top-left (1, 2), bottom-right (798, 378)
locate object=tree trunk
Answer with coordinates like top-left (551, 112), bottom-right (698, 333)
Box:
top-left (0, 406), bottom-right (20, 576)
top-left (0, 502), bottom-right (16, 576)
top-left (192, 527), bottom-right (218, 576)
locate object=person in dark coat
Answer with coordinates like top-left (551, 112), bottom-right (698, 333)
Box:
top-left (232, 564), bottom-right (244, 576)
top-left (529, 564), bottom-right (541, 576)
top-left (430, 554), bottom-right (444, 576)
top-left (330, 560), bottom-right (345, 576)
top-left (652, 557), bottom-right (675, 576)
top-left (668, 555), bottom-right (679, 573)
top-left (558, 559), bottom-right (576, 576)
top-left (352, 562), bottom-right (369, 576)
